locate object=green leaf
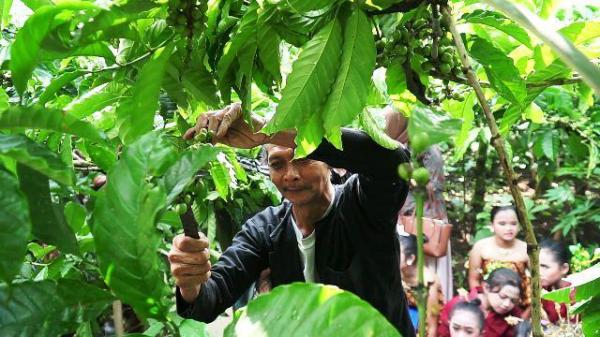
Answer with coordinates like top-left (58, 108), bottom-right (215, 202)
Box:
top-left (210, 159), bottom-right (231, 200)
top-left (322, 9), bottom-right (375, 148)
top-left (358, 109), bottom-right (399, 150)
top-left (0, 170), bottom-right (31, 283)
top-left (263, 18), bottom-right (342, 133)
top-left (294, 111), bottom-right (326, 158)
top-left (179, 319), bottom-right (208, 337)
top-left (223, 283), bottom-right (400, 337)
top-left (541, 130), bottom-right (558, 162)
top-left (481, 0), bottom-right (600, 97)
top-left (64, 201), bottom-right (86, 234)
top-left (117, 44), bottom-right (174, 144)
top-left (408, 106), bottom-right (462, 148)
top-left (161, 146), bottom-right (220, 204)
top-left (182, 65), bottom-right (221, 108)
top-left (0, 279), bottom-right (114, 336)
top-left (0, 133), bottom-right (74, 186)
top-left (224, 150), bottom-right (248, 183)
top-left (469, 37), bottom-right (526, 105)
top-left (0, 88), bottom-right (8, 114)
top-left (18, 164), bottom-right (79, 255)
top-left (37, 70), bottom-right (86, 105)
top-left (442, 92), bottom-right (478, 160)
top-left (385, 59), bottom-right (407, 96)
top-left (20, 0), bottom-right (52, 11)
top-left (462, 10), bottom-right (532, 48)
top-left (217, 4), bottom-right (258, 87)
top-left (0, 105), bottom-right (107, 142)
top-left (285, 0), bottom-right (334, 13)
top-left (582, 296), bottom-right (600, 337)
top-left (9, 2), bottom-right (100, 95)
top-left (66, 83), bottom-right (124, 119)
top-left (559, 21), bottom-right (600, 46)
top-left (92, 133), bottom-right (177, 319)
top-left (257, 21), bottom-right (282, 84)
top-left (0, 0), bottom-right (12, 29)
top-left (84, 140), bottom-right (117, 171)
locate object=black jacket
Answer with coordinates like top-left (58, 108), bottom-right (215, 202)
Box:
top-left (177, 129), bottom-right (415, 337)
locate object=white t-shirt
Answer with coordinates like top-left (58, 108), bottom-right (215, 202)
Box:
top-left (291, 187), bottom-right (335, 283)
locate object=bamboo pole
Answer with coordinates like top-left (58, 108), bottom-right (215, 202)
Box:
top-left (440, 4), bottom-right (543, 337)
top-left (112, 300), bottom-right (124, 336)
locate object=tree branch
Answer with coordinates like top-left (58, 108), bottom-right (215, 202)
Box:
top-left (442, 5), bottom-right (544, 337)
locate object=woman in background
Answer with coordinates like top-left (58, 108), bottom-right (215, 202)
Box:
top-left (447, 299), bottom-right (485, 337)
top-left (539, 239), bottom-right (574, 324)
top-left (468, 205), bottom-right (531, 312)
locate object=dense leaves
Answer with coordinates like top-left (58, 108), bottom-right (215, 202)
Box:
top-left (92, 133), bottom-right (178, 319)
top-left (0, 279), bottom-right (114, 336)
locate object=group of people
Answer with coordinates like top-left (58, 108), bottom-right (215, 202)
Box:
top-left (398, 205), bottom-right (575, 337)
top-left (168, 103), bottom-right (575, 337)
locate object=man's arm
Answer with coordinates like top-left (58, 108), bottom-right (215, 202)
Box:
top-left (173, 218), bottom-right (268, 322)
top-left (307, 129), bottom-right (410, 227)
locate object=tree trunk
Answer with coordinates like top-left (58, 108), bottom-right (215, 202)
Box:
top-left (442, 5), bottom-right (543, 337)
top-left (467, 139), bottom-right (488, 234)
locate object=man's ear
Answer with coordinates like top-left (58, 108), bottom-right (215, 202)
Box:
top-left (407, 255), bottom-right (416, 266)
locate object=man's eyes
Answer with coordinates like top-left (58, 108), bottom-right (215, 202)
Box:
top-left (269, 162), bottom-right (283, 169)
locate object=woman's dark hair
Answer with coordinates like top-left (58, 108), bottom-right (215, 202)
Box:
top-left (490, 205), bottom-right (517, 222)
top-left (484, 268), bottom-right (522, 295)
top-left (540, 239), bottom-right (571, 265)
top-left (449, 298), bottom-right (485, 330)
top-left (398, 233), bottom-right (428, 258)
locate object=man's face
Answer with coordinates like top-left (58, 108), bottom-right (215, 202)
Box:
top-left (266, 146), bottom-right (330, 206)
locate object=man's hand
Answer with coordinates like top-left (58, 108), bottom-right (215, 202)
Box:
top-left (168, 233), bottom-right (212, 303)
top-left (183, 103), bottom-right (268, 149)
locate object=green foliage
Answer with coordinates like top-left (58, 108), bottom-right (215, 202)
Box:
top-left (263, 17), bottom-right (343, 155)
top-left (0, 170), bottom-right (30, 283)
top-left (0, 134), bottom-right (74, 186)
top-left (18, 164), bottom-right (79, 255)
top-left (92, 133), bottom-right (178, 319)
top-left (0, 279), bottom-right (114, 336)
top-left (0, 105), bottom-right (106, 142)
top-left (224, 283), bottom-right (400, 337)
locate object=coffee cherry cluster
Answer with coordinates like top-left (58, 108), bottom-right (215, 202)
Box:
top-left (166, 0), bottom-right (207, 37)
top-left (377, 6), bottom-right (466, 102)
